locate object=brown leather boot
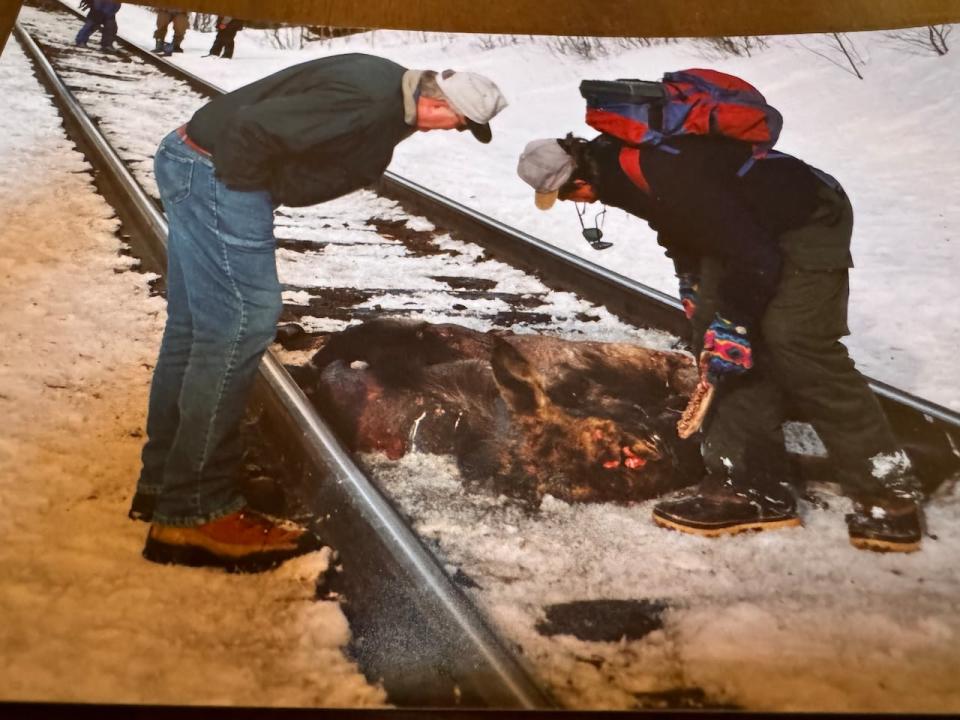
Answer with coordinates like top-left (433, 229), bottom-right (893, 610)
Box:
top-left (143, 509), bottom-right (322, 572)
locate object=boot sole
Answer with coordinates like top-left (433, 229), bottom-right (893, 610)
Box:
top-left (653, 512), bottom-right (802, 537)
top-left (849, 535), bottom-right (921, 553)
top-left (143, 536), bottom-right (314, 573)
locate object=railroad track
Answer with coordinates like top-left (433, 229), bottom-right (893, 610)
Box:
top-left (15, 2), bottom-right (554, 710)
top-left (15, 0), bottom-right (960, 711)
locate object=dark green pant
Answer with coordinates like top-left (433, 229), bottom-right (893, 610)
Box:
top-left (693, 187), bottom-right (899, 498)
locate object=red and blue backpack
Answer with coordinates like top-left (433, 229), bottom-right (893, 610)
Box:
top-left (580, 69), bottom-right (783, 191)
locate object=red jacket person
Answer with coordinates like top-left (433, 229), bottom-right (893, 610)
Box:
top-left (517, 131), bottom-right (923, 553)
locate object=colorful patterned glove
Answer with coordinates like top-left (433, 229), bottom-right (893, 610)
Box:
top-left (677, 273), bottom-right (699, 320)
top-left (700, 315), bottom-right (753, 383)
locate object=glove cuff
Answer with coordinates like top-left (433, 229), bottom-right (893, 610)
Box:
top-left (711, 314), bottom-right (749, 338)
top-left (702, 315), bottom-right (754, 382)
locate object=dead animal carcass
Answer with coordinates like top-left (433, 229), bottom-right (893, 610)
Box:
top-left (300, 319), bottom-right (702, 504)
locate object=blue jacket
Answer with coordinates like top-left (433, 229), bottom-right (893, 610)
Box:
top-left (93, 1), bottom-right (121, 17)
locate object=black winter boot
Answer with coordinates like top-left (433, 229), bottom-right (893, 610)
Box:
top-left (846, 496), bottom-right (923, 553)
top-left (841, 450), bottom-right (924, 552)
top-left (172, 41), bottom-right (183, 53)
top-left (652, 475), bottom-right (801, 537)
top-left (153, 38), bottom-right (164, 53)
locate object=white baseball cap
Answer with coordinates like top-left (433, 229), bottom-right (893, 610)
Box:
top-left (436, 70), bottom-right (508, 143)
top-left (517, 138), bottom-right (576, 210)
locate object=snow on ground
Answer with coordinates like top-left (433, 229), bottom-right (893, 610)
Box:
top-left (0, 39), bottom-right (385, 708)
top-left (3, 2), bottom-right (960, 712)
top-left (368, 452), bottom-right (960, 711)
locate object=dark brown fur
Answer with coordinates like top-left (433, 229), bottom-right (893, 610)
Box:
top-left (303, 319), bottom-right (702, 505)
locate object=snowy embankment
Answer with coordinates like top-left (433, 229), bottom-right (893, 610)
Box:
top-left (0, 39), bottom-right (385, 707)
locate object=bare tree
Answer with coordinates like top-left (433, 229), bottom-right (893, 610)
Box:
top-left (303, 26), bottom-right (368, 43)
top-left (470, 35), bottom-right (530, 50)
top-left (613, 36), bottom-right (678, 50)
top-left (485, 34), bottom-right (676, 55)
top-left (884, 25), bottom-right (952, 55)
top-left (695, 35), bottom-right (770, 58)
top-left (798, 32), bottom-right (866, 79)
top-left (267, 26), bottom-right (305, 50)
top-left (546, 35), bottom-right (610, 59)
top-left (191, 13), bottom-right (215, 32)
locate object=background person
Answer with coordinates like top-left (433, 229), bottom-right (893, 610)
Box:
top-left (205, 15), bottom-right (243, 59)
top-left (131, 54), bottom-right (507, 572)
top-left (153, 7), bottom-right (189, 54)
top-left (75, 0), bottom-right (121, 52)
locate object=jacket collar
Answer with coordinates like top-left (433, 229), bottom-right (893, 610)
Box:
top-left (401, 70), bottom-right (424, 126)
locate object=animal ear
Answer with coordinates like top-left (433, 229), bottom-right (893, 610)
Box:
top-left (491, 338), bottom-right (549, 415)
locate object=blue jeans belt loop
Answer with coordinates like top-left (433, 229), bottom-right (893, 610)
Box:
top-left (176, 124), bottom-right (211, 157)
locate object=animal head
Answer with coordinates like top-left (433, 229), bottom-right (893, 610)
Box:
top-left (473, 337), bottom-right (682, 503)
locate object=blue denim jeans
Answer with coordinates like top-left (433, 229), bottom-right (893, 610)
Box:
top-left (136, 130), bottom-right (281, 526)
top-left (76, 13), bottom-right (118, 48)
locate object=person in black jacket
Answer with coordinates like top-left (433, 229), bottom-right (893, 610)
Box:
top-left (75, 0), bottom-right (121, 51)
top-left (204, 15), bottom-right (243, 59)
top-left (517, 132), bottom-right (924, 553)
top-left (132, 54), bottom-right (507, 571)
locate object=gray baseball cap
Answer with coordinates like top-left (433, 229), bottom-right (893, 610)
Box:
top-left (436, 71), bottom-right (508, 144)
top-left (517, 138), bottom-right (575, 210)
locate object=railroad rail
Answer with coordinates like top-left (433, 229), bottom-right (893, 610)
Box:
top-left (14, 10), bottom-right (554, 710)
top-left (14, 0), bottom-right (960, 710)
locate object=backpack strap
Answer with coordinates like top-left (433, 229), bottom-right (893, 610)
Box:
top-left (737, 149), bottom-right (791, 177)
top-left (618, 146), bottom-right (650, 193)
top-left (617, 144), bottom-right (679, 192)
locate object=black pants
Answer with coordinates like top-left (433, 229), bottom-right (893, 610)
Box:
top-left (693, 186), bottom-right (901, 499)
top-left (209, 29), bottom-right (238, 58)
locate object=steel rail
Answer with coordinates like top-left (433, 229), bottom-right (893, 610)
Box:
top-left (15, 20), bottom-right (554, 710)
